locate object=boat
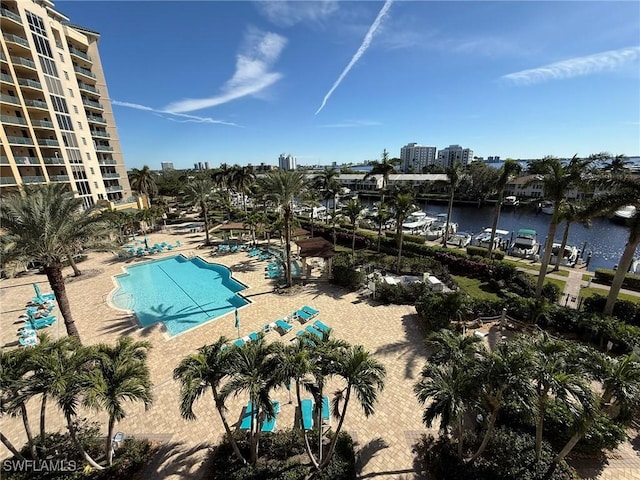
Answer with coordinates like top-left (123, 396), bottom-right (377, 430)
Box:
top-left (447, 232), bottom-right (472, 248)
top-left (509, 229), bottom-right (540, 259)
top-left (549, 243), bottom-right (579, 267)
top-left (402, 211), bottom-right (435, 235)
top-left (474, 227), bottom-right (510, 250)
top-left (612, 205), bottom-right (637, 224)
top-left (425, 213), bottom-right (457, 240)
top-left (540, 201), bottom-right (554, 215)
top-left (503, 196), bottom-right (519, 207)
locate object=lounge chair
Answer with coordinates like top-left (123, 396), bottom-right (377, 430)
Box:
top-left (24, 316), bottom-right (56, 330)
top-left (294, 310), bottom-right (313, 323)
top-left (33, 283), bottom-right (55, 302)
top-left (248, 332), bottom-right (259, 342)
top-left (233, 338), bottom-right (245, 347)
top-left (322, 396), bottom-right (331, 426)
top-left (275, 319), bottom-right (292, 334)
top-left (312, 320), bottom-right (330, 333)
top-left (301, 305), bottom-right (320, 317)
top-left (258, 253), bottom-right (272, 261)
top-left (19, 336), bottom-right (38, 347)
top-left (239, 401), bottom-right (255, 430)
top-left (305, 325), bottom-right (322, 339)
top-left (265, 270), bottom-right (282, 279)
top-left (301, 399), bottom-right (314, 430)
top-left (247, 249), bottom-right (261, 257)
top-left (261, 401), bottom-right (280, 433)
top-left (176, 240), bottom-right (182, 247)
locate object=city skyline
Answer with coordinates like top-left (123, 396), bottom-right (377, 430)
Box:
top-left (57, 1), bottom-right (640, 169)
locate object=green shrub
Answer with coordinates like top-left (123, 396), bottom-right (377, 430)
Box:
top-left (331, 254), bottom-right (365, 290)
top-left (583, 294), bottom-right (640, 327)
top-left (466, 246), bottom-right (505, 260)
top-left (541, 282), bottom-right (561, 303)
top-left (594, 268), bottom-right (640, 291)
top-left (415, 291), bottom-right (471, 331)
top-left (375, 281), bottom-right (429, 305)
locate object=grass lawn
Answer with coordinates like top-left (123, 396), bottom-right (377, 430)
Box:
top-left (544, 277), bottom-right (567, 292)
top-left (579, 287), bottom-right (640, 304)
top-left (452, 275), bottom-right (501, 301)
top-left (582, 273), bottom-right (593, 282)
top-left (502, 259), bottom-right (570, 277)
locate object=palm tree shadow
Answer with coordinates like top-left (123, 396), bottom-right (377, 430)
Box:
top-left (138, 440), bottom-right (211, 479)
top-left (374, 314), bottom-right (428, 379)
top-left (357, 437), bottom-right (389, 472)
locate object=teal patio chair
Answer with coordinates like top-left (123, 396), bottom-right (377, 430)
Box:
top-left (300, 399), bottom-right (314, 430)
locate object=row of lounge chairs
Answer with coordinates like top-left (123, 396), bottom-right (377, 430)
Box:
top-left (18, 284), bottom-right (58, 347)
top-left (239, 395), bottom-right (331, 433)
top-left (262, 306), bottom-right (322, 335)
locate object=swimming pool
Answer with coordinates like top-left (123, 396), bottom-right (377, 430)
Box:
top-left (110, 255), bottom-right (249, 336)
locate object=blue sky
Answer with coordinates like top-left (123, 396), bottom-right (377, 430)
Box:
top-left (58, 1), bottom-right (640, 169)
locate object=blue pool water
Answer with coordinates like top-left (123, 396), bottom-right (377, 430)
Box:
top-left (110, 255), bottom-right (249, 336)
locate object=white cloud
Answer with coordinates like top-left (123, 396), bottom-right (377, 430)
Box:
top-left (256, 0), bottom-right (338, 27)
top-left (319, 120), bottom-right (381, 128)
top-left (315, 0), bottom-right (393, 115)
top-left (164, 29), bottom-right (287, 113)
top-left (111, 100), bottom-right (240, 126)
top-left (502, 46), bottom-right (640, 85)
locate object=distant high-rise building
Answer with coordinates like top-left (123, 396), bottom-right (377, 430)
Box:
top-left (161, 162), bottom-right (174, 171)
top-left (487, 156), bottom-right (500, 162)
top-left (400, 143), bottom-right (437, 172)
top-left (0, 0), bottom-right (131, 209)
top-left (278, 153), bottom-right (296, 170)
top-left (437, 145), bottom-right (474, 168)
top-left (204, 161), bottom-right (210, 170)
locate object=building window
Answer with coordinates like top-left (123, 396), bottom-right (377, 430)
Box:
top-left (77, 121), bottom-right (82, 129)
top-left (94, 182), bottom-right (98, 188)
top-left (56, 114), bottom-right (74, 131)
top-left (63, 71), bottom-right (69, 81)
top-left (86, 152), bottom-right (91, 160)
top-left (90, 167), bottom-right (95, 175)
top-left (59, 52), bottom-right (64, 62)
top-left (68, 88), bottom-right (74, 98)
top-left (81, 137), bottom-right (87, 146)
top-left (73, 105), bottom-right (78, 114)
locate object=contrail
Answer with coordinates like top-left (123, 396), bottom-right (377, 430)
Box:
top-left (315, 0), bottom-right (393, 115)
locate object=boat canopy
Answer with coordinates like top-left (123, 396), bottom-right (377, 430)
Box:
top-left (517, 229), bottom-right (537, 237)
top-left (482, 227), bottom-right (509, 235)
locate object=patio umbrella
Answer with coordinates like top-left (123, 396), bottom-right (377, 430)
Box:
top-left (235, 308), bottom-right (240, 338)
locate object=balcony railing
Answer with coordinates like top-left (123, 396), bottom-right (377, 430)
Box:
top-left (38, 138), bottom-right (60, 146)
top-left (6, 136), bottom-right (34, 145)
top-left (43, 157), bottom-right (65, 165)
top-left (87, 115), bottom-right (107, 124)
top-left (3, 33), bottom-right (28, 48)
top-left (101, 172), bottom-right (120, 179)
top-left (32, 119), bottom-right (55, 128)
top-left (95, 145), bottom-right (113, 152)
top-left (0, 115), bottom-right (27, 125)
top-left (68, 47), bottom-right (92, 62)
top-left (0, 72), bottom-right (13, 83)
top-left (73, 66), bottom-right (96, 79)
top-left (0, 176), bottom-right (17, 184)
top-left (11, 56), bottom-right (36, 70)
top-left (78, 82), bottom-right (98, 94)
top-left (106, 185), bottom-right (124, 192)
top-left (0, 93), bottom-right (20, 105)
top-left (49, 175), bottom-right (70, 182)
top-left (22, 176), bottom-right (46, 184)
top-left (0, 156), bottom-right (9, 164)
top-left (98, 159), bottom-right (117, 166)
top-left (13, 156), bottom-right (39, 165)
top-left (82, 98), bottom-right (103, 109)
top-left (90, 130), bottom-right (110, 139)
top-left (25, 99), bottom-right (48, 109)
top-left (18, 78), bottom-right (42, 90)
top-left (0, 7), bottom-right (22, 24)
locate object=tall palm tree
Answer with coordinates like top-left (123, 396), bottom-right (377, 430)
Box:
top-left (0, 185), bottom-right (113, 342)
top-left (364, 149), bottom-right (398, 203)
top-left (259, 170), bottom-right (307, 287)
top-left (320, 345), bottom-right (386, 469)
top-left (442, 163), bottom-right (463, 247)
top-left (552, 200), bottom-right (590, 271)
top-left (373, 203), bottom-right (392, 254)
top-left (603, 154), bottom-right (631, 174)
top-left (531, 155), bottom-right (593, 298)
top-left (487, 159), bottom-right (521, 259)
top-left (173, 338), bottom-right (247, 464)
top-left (389, 193), bottom-right (415, 274)
top-left (343, 199), bottom-right (363, 255)
top-left (222, 337), bottom-right (283, 465)
top-left (426, 329), bottom-right (483, 367)
top-left (229, 166), bottom-right (256, 213)
top-left (129, 165), bottom-right (158, 205)
top-left (84, 337), bottom-right (153, 466)
top-left (314, 167), bottom-right (341, 216)
top-left (184, 177), bottom-right (214, 246)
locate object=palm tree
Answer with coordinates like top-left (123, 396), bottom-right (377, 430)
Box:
top-left (129, 165), bottom-right (158, 204)
top-left (184, 177), bottom-right (214, 245)
top-left (531, 155), bottom-right (593, 298)
top-left (389, 193), bottom-right (415, 274)
top-left (222, 337), bottom-right (283, 465)
top-left (364, 149), bottom-right (398, 203)
top-left (84, 337), bottom-right (153, 466)
top-left (603, 154), bottom-right (631, 174)
top-left (0, 185), bottom-right (113, 342)
top-left (552, 200), bottom-right (590, 271)
top-left (442, 163), bottom-right (463, 247)
top-left (259, 170), bottom-right (307, 287)
top-left (229, 166), bottom-right (256, 213)
top-left (426, 329), bottom-right (483, 367)
top-left (314, 167), bottom-right (341, 216)
top-left (487, 159), bottom-right (521, 259)
top-left (173, 338), bottom-right (247, 464)
top-left (320, 345), bottom-right (386, 469)
top-left (343, 199), bottom-right (363, 255)
top-left (373, 203), bottom-right (392, 254)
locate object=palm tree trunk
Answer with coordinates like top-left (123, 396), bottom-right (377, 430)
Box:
top-left (211, 388), bottom-right (247, 464)
top-left (66, 249), bottom-right (81, 277)
top-left (20, 403), bottom-right (37, 459)
top-left (250, 402), bottom-right (258, 465)
top-left (536, 214), bottom-right (560, 299)
top-left (457, 414), bottom-right (464, 460)
top-left (202, 203), bottom-right (211, 246)
top-left (284, 207), bottom-right (293, 287)
top-left (106, 416), bottom-right (115, 466)
top-left (298, 382), bottom-right (319, 468)
top-left (377, 221), bottom-right (383, 254)
top-left (66, 413), bottom-right (103, 469)
top-left (40, 393), bottom-right (47, 439)
top-left (396, 232), bottom-right (404, 274)
top-left (467, 406), bottom-right (499, 463)
top-left (44, 264), bottom-right (81, 342)
top-left (487, 190), bottom-right (504, 259)
top-left (352, 226), bottom-right (356, 255)
top-left (319, 387), bottom-right (351, 470)
top-left (551, 430), bottom-right (584, 466)
top-left (443, 190), bottom-right (455, 248)
top-left (553, 221), bottom-right (571, 271)
top-left (604, 223), bottom-right (639, 315)
top-left (0, 432), bottom-right (24, 460)
top-left (535, 395), bottom-right (547, 462)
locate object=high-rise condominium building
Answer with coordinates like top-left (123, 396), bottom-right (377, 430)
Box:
top-left (436, 145), bottom-right (474, 168)
top-left (400, 143), bottom-right (437, 172)
top-left (0, 0), bottom-right (131, 209)
top-left (160, 161), bottom-right (174, 171)
top-left (278, 153), bottom-right (296, 170)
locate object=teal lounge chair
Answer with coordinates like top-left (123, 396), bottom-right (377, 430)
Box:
top-left (248, 332), bottom-right (259, 342)
top-left (33, 283), bottom-right (55, 302)
top-left (295, 310), bottom-right (313, 323)
top-left (266, 270), bottom-right (282, 279)
top-left (239, 401), bottom-right (255, 430)
top-left (25, 316), bottom-right (56, 330)
top-left (313, 320), bottom-right (330, 333)
top-left (301, 305), bottom-right (320, 317)
top-left (305, 325), bottom-right (322, 339)
top-left (275, 319), bottom-right (292, 333)
top-left (261, 401), bottom-right (280, 433)
top-left (322, 396), bottom-right (331, 426)
top-left (301, 399), bottom-right (314, 430)
top-left (19, 336), bottom-right (38, 347)
top-left (234, 338), bottom-right (245, 347)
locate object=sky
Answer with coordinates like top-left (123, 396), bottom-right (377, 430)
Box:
top-left (56, 1), bottom-right (640, 169)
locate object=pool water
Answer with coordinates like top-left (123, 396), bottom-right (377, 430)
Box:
top-left (110, 255), bottom-right (249, 336)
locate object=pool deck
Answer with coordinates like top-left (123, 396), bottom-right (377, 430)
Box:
top-left (1, 228), bottom-right (638, 480)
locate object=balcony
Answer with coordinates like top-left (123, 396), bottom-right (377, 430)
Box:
top-left (11, 56), bottom-right (37, 70)
top-left (43, 157), bottom-right (65, 165)
top-left (0, 176), bottom-right (17, 184)
top-left (6, 136), bottom-right (34, 145)
top-left (0, 7), bottom-right (22, 24)
top-left (90, 130), bottom-right (110, 139)
top-left (101, 172), bottom-right (120, 179)
top-left (18, 78), bottom-right (42, 90)
top-left (82, 98), bottom-right (103, 110)
top-left (73, 66), bottom-right (96, 80)
top-left (78, 82), bottom-right (98, 94)
top-left (95, 145), bottom-right (113, 152)
top-left (22, 176), bottom-right (46, 184)
top-left (32, 119), bottom-right (55, 128)
top-left (38, 138), bottom-right (60, 146)
top-left (24, 99), bottom-right (48, 109)
top-left (0, 156), bottom-right (9, 165)
top-left (68, 47), bottom-right (92, 62)
top-left (87, 114), bottom-right (107, 124)
top-left (98, 159), bottom-right (116, 166)
top-left (106, 185), bottom-right (123, 192)
top-left (50, 175), bottom-right (70, 182)
top-left (3, 33), bottom-right (28, 48)
top-left (0, 93), bottom-right (20, 105)
top-left (0, 114), bottom-right (27, 125)
top-left (13, 156), bottom-right (39, 165)
top-left (0, 72), bottom-right (13, 83)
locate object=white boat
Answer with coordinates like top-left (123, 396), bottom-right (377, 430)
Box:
top-left (425, 213), bottom-right (457, 240)
top-left (402, 211), bottom-right (435, 235)
top-left (447, 232), bottom-right (472, 248)
top-left (613, 205), bottom-right (637, 224)
top-left (550, 243), bottom-right (579, 267)
top-left (540, 201), bottom-right (554, 215)
top-left (503, 196), bottom-right (519, 207)
top-left (474, 227), bottom-right (510, 250)
top-left (510, 228), bottom-right (540, 259)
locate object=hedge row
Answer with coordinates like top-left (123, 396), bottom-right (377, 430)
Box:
top-left (594, 268), bottom-right (640, 292)
top-left (466, 245), bottom-right (505, 261)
